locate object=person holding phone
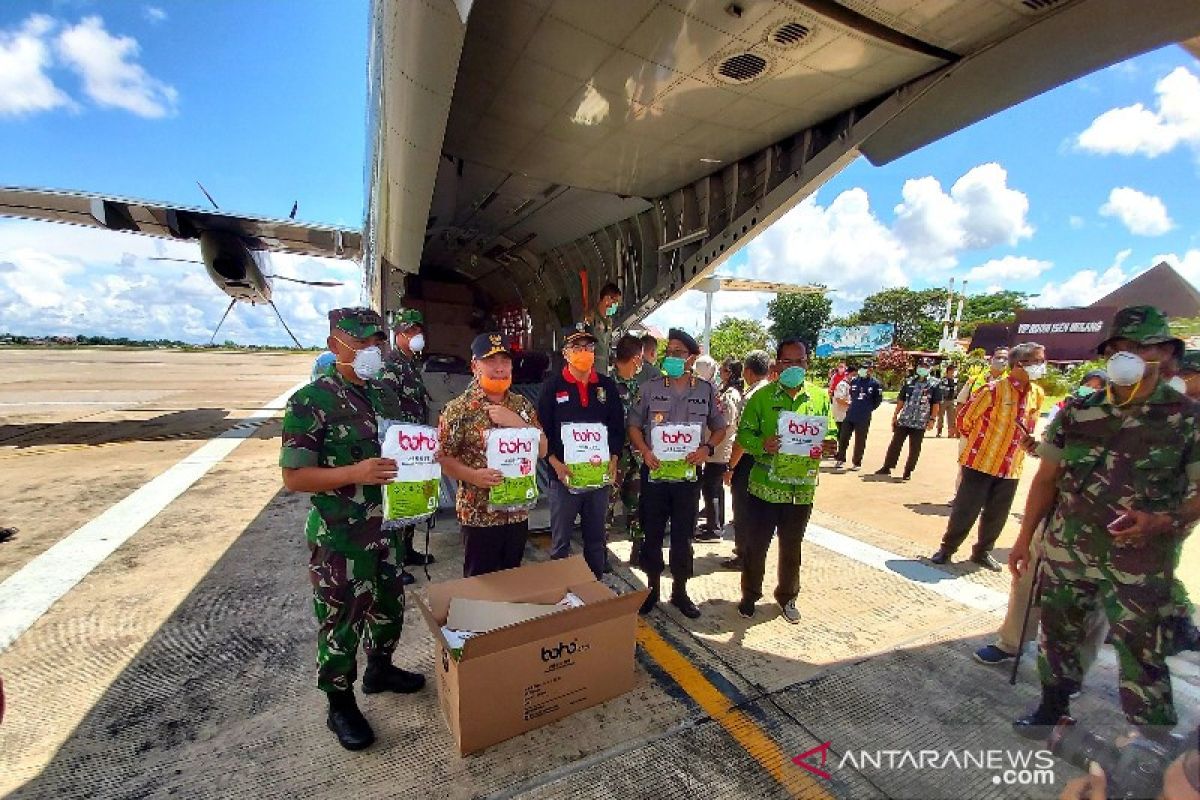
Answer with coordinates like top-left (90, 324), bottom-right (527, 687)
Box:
top-left (1010, 306), bottom-right (1200, 747)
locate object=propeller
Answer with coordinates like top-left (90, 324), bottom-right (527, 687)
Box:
top-left (266, 275), bottom-right (342, 287)
top-left (289, 201), bottom-right (298, 220)
top-left (196, 181), bottom-right (220, 210)
top-left (149, 257), bottom-right (203, 264)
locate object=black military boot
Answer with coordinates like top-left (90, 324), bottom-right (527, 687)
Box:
top-left (403, 529), bottom-right (435, 567)
top-left (639, 575), bottom-right (660, 616)
top-left (670, 579), bottom-right (701, 619)
top-left (326, 689), bottom-right (374, 751)
top-left (1013, 684), bottom-right (1073, 740)
top-left (361, 654), bottom-right (426, 695)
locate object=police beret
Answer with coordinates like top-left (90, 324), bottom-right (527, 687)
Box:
top-left (668, 328), bottom-right (700, 355)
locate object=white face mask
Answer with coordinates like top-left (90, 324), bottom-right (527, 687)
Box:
top-left (408, 333), bottom-right (426, 353)
top-left (1023, 363), bottom-right (1046, 381)
top-left (1166, 375), bottom-right (1187, 394)
top-left (1105, 352), bottom-right (1146, 387)
top-left (347, 345), bottom-right (384, 380)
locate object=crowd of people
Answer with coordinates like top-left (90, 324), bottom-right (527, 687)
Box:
top-left (281, 292), bottom-right (1200, 782)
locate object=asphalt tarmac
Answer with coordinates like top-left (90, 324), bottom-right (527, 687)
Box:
top-left (0, 348), bottom-right (1195, 800)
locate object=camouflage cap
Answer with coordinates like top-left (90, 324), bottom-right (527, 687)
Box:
top-left (393, 307), bottom-right (424, 331)
top-left (328, 307), bottom-right (385, 339)
top-left (1181, 350), bottom-right (1200, 374)
top-left (1097, 305), bottom-right (1183, 354)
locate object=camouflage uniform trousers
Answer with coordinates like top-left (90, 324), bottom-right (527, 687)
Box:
top-left (1035, 556), bottom-right (1177, 727)
top-left (609, 445), bottom-right (643, 544)
top-left (309, 537), bottom-right (405, 693)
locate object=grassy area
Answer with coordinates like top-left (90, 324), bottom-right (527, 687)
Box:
top-left (1042, 393), bottom-right (1065, 413)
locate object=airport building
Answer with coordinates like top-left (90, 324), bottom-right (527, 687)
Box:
top-left (969, 262), bottom-right (1199, 362)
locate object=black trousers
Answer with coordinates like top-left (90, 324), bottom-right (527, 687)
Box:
top-left (741, 496), bottom-right (812, 605)
top-left (700, 462), bottom-right (728, 535)
top-left (730, 457), bottom-right (754, 557)
top-left (639, 467), bottom-right (701, 582)
top-left (462, 520), bottom-right (528, 577)
top-left (940, 467), bottom-right (1019, 557)
top-left (836, 417), bottom-right (871, 466)
top-left (882, 426), bottom-right (926, 475)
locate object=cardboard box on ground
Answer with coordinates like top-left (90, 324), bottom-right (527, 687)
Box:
top-left (413, 556), bottom-right (649, 755)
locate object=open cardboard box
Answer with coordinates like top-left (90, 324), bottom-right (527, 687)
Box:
top-left (413, 556), bottom-right (648, 755)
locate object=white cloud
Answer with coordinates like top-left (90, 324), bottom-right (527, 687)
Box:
top-left (1151, 249), bottom-right (1200, 289)
top-left (0, 15), bottom-right (75, 116)
top-left (1032, 249), bottom-right (1131, 308)
top-left (1068, 215), bottom-right (1085, 230)
top-left (143, 7), bottom-right (167, 24)
top-left (56, 16), bottom-right (178, 118)
top-left (1076, 66), bottom-right (1200, 157)
top-left (1098, 187), bottom-right (1173, 236)
top-left (891, 163), bottom-right (1032, 269)
top-left (0, 221), bottom-right (360, 347)
top-left (1034, 267), bottom-right (1128, 308)
top-left (964, 255), bottom-right (1052, 284)
top-left (647, 162), bottom-right (1035, 330)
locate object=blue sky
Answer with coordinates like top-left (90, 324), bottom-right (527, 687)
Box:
top-left (1, 2), bottom-right (1198, 345)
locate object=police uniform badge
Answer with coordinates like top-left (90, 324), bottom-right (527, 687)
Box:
top-left (653, 412), bottom-right (665, 424)
top-left (596, 386), bottom-right (607, 404)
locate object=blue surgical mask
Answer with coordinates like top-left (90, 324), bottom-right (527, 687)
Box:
top-left (857, 368), bottom-right (867, 378)
top-left (779, 366), bottom-right (806, 388)
top-left (605, 303), bottom-right (618, 317)
top-left (916, 367), bottom-right (930, 378)
top-left (662, 357), bottom-right (686, 378)
top-left (1075, 385), bottom-right (1097, 398)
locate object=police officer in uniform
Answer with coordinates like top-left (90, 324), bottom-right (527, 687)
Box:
top-left (627, 328), bottom-right (727, 618)
top-left (374, 307), bottom-right (436, 584)
top-left (1011, 306), bottom-right (1200, 744)
top-left (281, 307), bottom-right (425, 752)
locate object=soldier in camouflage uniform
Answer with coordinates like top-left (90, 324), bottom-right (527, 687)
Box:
top-left (1176, 349), bottom-right (1200, 400)
top-left (610, 334), bottom-right (645, 566)
top-left (374, 307), bottom-right (435, 584)
top-left (280, 307), bottom-right (425, 752)
top-left (1011, 306), bottom-right (1200, 744)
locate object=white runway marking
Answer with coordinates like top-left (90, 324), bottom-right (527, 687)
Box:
top-left (0, 383), bottom-right (303, 652)
top-left (0, 401), bottom-right (132, 406)
top-left (805, 522), bottom-right (1010, 614)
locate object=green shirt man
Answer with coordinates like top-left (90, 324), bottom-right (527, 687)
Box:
top-left (732, 340), bottom-right (837, 623)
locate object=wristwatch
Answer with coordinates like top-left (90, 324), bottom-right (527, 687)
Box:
top-left (701, 442), bottom-right (715, 456)
top-left (1166, 510), bottom-right (1191, 534)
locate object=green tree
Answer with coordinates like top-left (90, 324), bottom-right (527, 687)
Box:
top-left (709, 317), bottom-right (770, 362)
top-left (959, 291), bottom-right (1033, 337)
top-left (767, 290), bottom-right (832, 351)
top-left (855, 287), bottom-right (947, 350)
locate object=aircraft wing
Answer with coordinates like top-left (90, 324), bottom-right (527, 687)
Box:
top-left (0, 186), bottom-right (361, 261)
